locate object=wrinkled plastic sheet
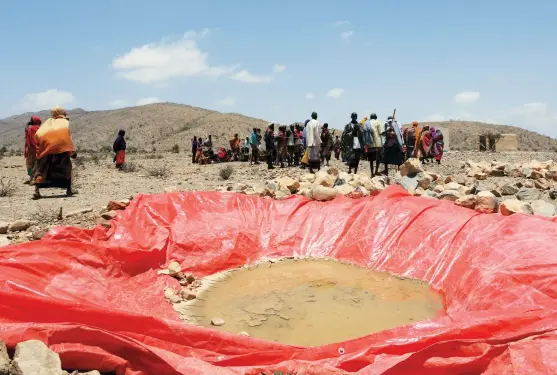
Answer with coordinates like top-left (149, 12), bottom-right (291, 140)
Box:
top-left (0, 186), bottom-right (555, 375)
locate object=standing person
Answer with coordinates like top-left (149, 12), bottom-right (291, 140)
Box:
top-left (229, 133), bottom-right (241, 161)
top-left (264, 123), bottom-right (276, 169)
top-left (256, 128), bottom-right (263, 163)
top-left (30, 106), bottom-right (76, 199)
top-left (113, 130), bottom-right (127, 169)
top-left (300, 120), bottom-right (310, 169)
top-left (363, 113), bottom-right (383, 176)
top-left (431, 128), bottom-right (444, 164)
top-left (204, 135), bottom-right (214, 160)
top-left (405, 121), bottom-right (419, 160)
top-left (287, 125), bottom-right (295, 166)
top-left (277, 125), bottom-right (288, 168)
top-left (341, 112), bottom-right (364, 174)
top-left (250, 128), bottom-right (260, 165)
top-left (381, 125), bottom-right (405, 175)
top-left (306, 112), bottom-right (321, 173)
top-left (320, 123), bottom-right (333, 167)
top-left (195, 137), bottom-right (203, 163)
top-left (416, 125), bottom-right (432, 163)
top-left (24, 116), bottom-right (42, 182)
top-left (333, 135), bottom-right (341, 160)
top-left (294, 124), bottom-right (302, 166)
top-left (191, 136), bottom-right (198, 163)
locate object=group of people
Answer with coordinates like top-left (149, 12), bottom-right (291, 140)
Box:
top-left (23, 106), bottom-right (77, 199)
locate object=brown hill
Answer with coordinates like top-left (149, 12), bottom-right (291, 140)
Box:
top-left (1, 104), bottom-right (556, 152)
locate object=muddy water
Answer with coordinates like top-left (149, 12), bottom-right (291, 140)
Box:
top-left (194, 259), bottom-right (444, 347)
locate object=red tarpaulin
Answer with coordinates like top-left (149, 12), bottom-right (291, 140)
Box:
top-left (0, 186), bottom-right (555, 374)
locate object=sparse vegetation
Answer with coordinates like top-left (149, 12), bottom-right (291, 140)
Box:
top-left (31, 206), bottom-right (62, 223)
top-left (90, 153), bottom-right (100, 165)
top-left (0, 177), bottom-right (16, 197)
top-left (219, 165), bottom-right (234, 180)
top-left (147, 165), bottom-right (170, 178)
top-left (171, 144), bottom-right (180, 153)
top-left (100, 145), bottom-right (112, 153)
top-left (120, 162), bottom-right (138, 173)
top-left (144, 154), bottom-right (164, 160)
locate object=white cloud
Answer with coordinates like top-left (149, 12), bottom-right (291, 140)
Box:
top-left (454, 91), bottom-right (480, 104)
top-left (273, 64), bottom-right (286, 73)
top-left (509, 102), bottom-right (547, 116)
top-left (108, 99), bottom-right (130, 108)
top-left (424, 114), bottom-right (446, 122)
top-left (217, 96), bottom-right (236, 106)
top-left (333, 20), bottom-right (351, 26)
top-left (112, 29), bottom-right (235, 84)
top-left (230, 69), bottom-right (273, 84)
top-left (327, 88), bottom-right (344, 98)
top-left (305, 92), bottom-right (315, 100)
top-left (14, 89), bottom-right (75, 112)
top-left (340, 31), bottom-right (353, 40)
top-left (136, 97), bottom-right (162, 106)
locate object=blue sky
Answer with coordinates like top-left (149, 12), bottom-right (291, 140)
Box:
top-left (2, 0), bottom-right (557, 136)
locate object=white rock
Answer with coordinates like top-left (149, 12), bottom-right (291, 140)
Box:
top-left (500, 200), bottom-right (534, 216)
top-left (0, 340), bottom-right (8, 375)
top-left (444, 182), bottom-right (462, 191)
top-left (399, 158), bottom-right (424, 177)
top-left (336, 184), bottom-right (356, 196)
top-left (438, 190), bottom-right (462, 201)
top-left (211, 318), bottom-right (225, 326)
top-left (277, 176), bottom-right (300, 193)
top-left (65, 207), bottom-right (93, 218)
top-left (314, 172), bottom-right (335, 188)
top-left (8, 220), bottom-right (32, 232)
top-left (530, 200), bottom-right (556, 217)
top-left (433, 185), bottom-right (445, 193)
top-left (312, 185), bottom-right (338, 201)
top-left (455, 195), bottom-right (477, 209)
top-left (8, 340), bottom-right (62, 375)
top-left (475, 191), bottom-right (498, 214)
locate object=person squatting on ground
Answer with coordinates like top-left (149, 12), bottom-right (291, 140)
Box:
top-left (306, 112), bottom-right (322, 173)
top-left (30, 106), bottom-right (76, 199)
top-left (265, 123), bottom-right (276, 169)
top-left (24, 115), bottom-right (42, 183)
top-left (363, 113), bottom-right (383, 176)
top-left (320, 123), bottom-right (334, 167)
top-left (113, 129), bottom-right (127, 169)
top-left (342, 112), bottom-right (364, 174)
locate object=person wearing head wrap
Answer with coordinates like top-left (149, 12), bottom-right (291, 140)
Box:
top-left (320, 123), bottom-right (334, 167)
top-left (30, 106), bottom-right (76, 199)
top-left (293, 124), bottom-right (303, 166)
top-left (405, 121), bottom-right (419, 160)
top-left (416, 125), bottom-right (433, 163)
top-left (264, 123), bottom-right (276, 169)
top-left (24, 115), bottom-right (42, 181)
top-left (380, 125), bottom-right (405, 175)
top-left (431, 128), bottom-right (444, 164)
top-left (113, 129), bottom-right (127, 169)
top-left (305, 112), bottom-right (322, 173)
top-left (341, 112), bottom-right (364, 174)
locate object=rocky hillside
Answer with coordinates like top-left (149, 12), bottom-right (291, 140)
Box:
top-left (413, 121), bottom-right (557, 152)
top-left (1, 103), bottom-right (556, 152)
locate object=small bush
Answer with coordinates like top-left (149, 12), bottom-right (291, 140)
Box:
top-left (120, 162), bottom-right (138, 173)
top-left (219, 165), bottom-right (234, 180)
top-left (0, 177), bottom-right (16, 197)
top-left (90, 153), bottom-right (100, 165)
top-left (147, 165), bottom-right (170, 178)
top-left (100, 145), bottom-right (112, 153)
top-left (171, 144), bottom-right (180, 153)
top-left (144, 154), bottom-right (164, 160)
top-left (31, 206), bottom-right (62, 223)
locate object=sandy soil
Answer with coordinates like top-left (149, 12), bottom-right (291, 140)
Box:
top-left (173, 258), bottom-right (443, 347)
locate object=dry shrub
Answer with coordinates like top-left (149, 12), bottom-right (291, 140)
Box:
top-left (219, 165), bottom-right (234, 180)
top-left (0, 177), bottom-right (16, 197)
top-left (144, 154), bottom-right (164, 160)
top-left (171, 144), bottom-right (180, 153)
top-left (90, 153), bottom-right (101, 165)
top-left (120, 162), bottom-right (138, 173)
top-left (31, 206), bottom-right (62, 223)
top-left (147, 165), bottom-right (171, 178)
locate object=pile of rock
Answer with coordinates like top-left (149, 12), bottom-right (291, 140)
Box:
top-left (229, 167), bottom-right (387, 202)
top-left (96, 199), bottom-right (131, 228)
top-left (0, 339), bottom-right (100, 375)
top-left (159, 261), bottom-right (200, 304)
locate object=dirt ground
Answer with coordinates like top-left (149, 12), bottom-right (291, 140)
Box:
top-left (0, 150), bottom-right (555, 225)
top-left (175, 258), bottom-right (444, 347)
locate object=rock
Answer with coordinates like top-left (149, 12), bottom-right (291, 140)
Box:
top-left (313, 171), bottom-right (335, 188)
top-left (413, 187), bottom-right (425, 196)
top-left (336, 184), bottom-right (355, 196)
top-left (530, 200), bottom-right (556, 217)
top-left (238, 331), bottom-right (250, 337)
top-left (299, 188), bottom-right (313, 199)
top-left (523, 180), bottom-right (535, 188)
top-left (438, 190), bottom-right (462, 201)
top-left (338, 172), bottom-right (353, 183)
top-left (490, 189), bottom-right (502, 198)
top-left (500, 200), bottom-right (534, 216)
top-left (8, 340), bottom-right (62, 375)
top-left (423, 190), bottom-right (438, 199)
top-left (31, 229), bottom-right (46, 241)
top-left (399, 158), bottom-right (424, 177)
top-left (0, 236), bottom-right (10, 247)
top-left (417, 174), bottom-right (432, 190)
top-left (444, 176), bottom-right (454, 184)
top-left (489, 169), bottom-right (506, 177)
top-left (505, 165), bottom-right (523, 178)
top-left (455, 175), bottom-right (467, 185)
top-left (326, 167), bottom-right (339, 177)
top-left (312, 185), bottom-right (337, 201)
top-left (0, 340), bottom-right (8, 375)
top-left (97, 218), bottom-right (111, 229)
top-left (167, 261), bottom-right (181, 276)
top-left (500, 184), bottom-right (519, 196)
top-left (180, 288), bottom-right (197, 301)
top-left (549, 189), bottom-right (557, 200)
top-left (371, 176), bottom-right (387, 188)
top-left (534, 178), bottom-right (550, 190)
top-left (474, 172), bottom-right (488, 180)
top-left (185, 274), bottom-right (196, 283)
top-left (264, 181), bottom-right (278, 196)
top-left (211, 318), bottom-right (225, 326)
top-left (516, 188), bottom-right (541, 202)
top-left (164, 186), bottom-right (180, 193)
top-left (444, 182), bottom-right (462, 191)
top-left (274, 190), bottom-right (289, 200)
top-left (301, 174), bottom-right (315, 183)
top-left (163, 288), bottom-right (182, 304)
top-left (278, 176), bottom-right (300, 193)
top-left (9, 220), bottom-right (32, 232)
top-left (528, 170), bottom-right (545, 179)
top-left (0, 222), bottom-right (8, 235)
top-left (399, 176), bottom-right (419, 193)
top-left (433, 185), bottom-right (445, 193)
top-left (101, 211), bottom-right (118, 220)
top-left (107, 200), bottom-right (128, 211)
top-left (252, 183), bottom-right (266, 196)
top-left (475, 191), bottom-right (499, 214)
top-left (455, 195), bottom-right (477, 209)
top-left (428, 172), bottom-right (441, 181)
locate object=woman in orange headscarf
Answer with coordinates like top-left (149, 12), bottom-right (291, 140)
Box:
top-left (31, 106), bottom-right (76, 199)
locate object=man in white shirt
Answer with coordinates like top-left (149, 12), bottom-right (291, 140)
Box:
top-left (306, 111), bottom-right (322, 173)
